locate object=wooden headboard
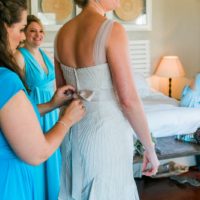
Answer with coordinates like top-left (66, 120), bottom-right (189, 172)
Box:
top-left (41, 40), bottom-right (151, 77)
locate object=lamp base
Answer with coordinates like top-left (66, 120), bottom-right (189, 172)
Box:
top-left (169, 78), bottom-right (172, 97)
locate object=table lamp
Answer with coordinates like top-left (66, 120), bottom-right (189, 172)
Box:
top-left (155, 56), bottom-right (185, 97)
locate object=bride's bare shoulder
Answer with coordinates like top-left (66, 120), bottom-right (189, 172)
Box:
top-left (108, 21), bottom-right (128, 47)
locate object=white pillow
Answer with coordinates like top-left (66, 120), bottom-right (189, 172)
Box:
top-left (133, 73), bottom-right (151, 98)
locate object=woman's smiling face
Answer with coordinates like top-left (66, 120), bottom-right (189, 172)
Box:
top-left (25, 21), bottom-right (45, 48)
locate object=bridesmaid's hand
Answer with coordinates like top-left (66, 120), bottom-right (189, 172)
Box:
top-left (61, 99), bottom-right (86, 126)
top-left (50, 85), bottom-right (75, 109)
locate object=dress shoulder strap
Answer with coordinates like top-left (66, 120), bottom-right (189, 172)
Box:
top-left (93, 19), bottom-right (114, 65)
top-left (54, 32), bottom-right (61, 63)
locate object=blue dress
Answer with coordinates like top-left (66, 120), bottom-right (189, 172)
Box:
top-left (18, 48), bottom-right (60, 200)
top-left (180, 73), bottom-right (200, 108)
top-left (0, 67), bottom-right (39, 200)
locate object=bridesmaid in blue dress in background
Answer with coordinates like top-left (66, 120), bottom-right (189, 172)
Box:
top-left (180, 73), bottom-right (200, 108)
top-left (14, 15), bottom-right (62, 200)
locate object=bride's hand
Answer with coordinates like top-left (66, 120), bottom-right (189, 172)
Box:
top-left (142, 148), bottom-right (160, 176)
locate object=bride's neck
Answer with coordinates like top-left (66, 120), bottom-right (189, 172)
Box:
top-left (86, 1), bottom-right (106, 16)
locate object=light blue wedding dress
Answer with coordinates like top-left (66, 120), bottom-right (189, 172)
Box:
top-left (57, 20), bottom-right (139, 200)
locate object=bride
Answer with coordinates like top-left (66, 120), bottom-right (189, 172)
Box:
top-left (54, 0), bottom-right (159, 199)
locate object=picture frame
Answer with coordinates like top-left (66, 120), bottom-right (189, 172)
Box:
top-left (30, 0), bottom-right (77, 31)
top-left (107, 0), bottom-right (152, 31)
top-left (31, 0), bottom-right (152, 32)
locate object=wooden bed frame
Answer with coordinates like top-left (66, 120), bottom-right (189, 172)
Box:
top-left (134, 136), bottom-right (200, 163)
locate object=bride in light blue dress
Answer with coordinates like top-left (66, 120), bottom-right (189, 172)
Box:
top-left (180, 73), bottom-right (200, 107)
top-left (55, 0), bottom-right (159, 199)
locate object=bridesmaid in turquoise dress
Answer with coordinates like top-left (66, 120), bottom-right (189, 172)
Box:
top-left (0, 67), bottom-right (38, 200)
top-left (0, 1), bottom-right (85, 200)
top-left (15, 15), bottom-right (60, 200)
top-left (0, 68), bottom-right (84, 200)
top-left (180, 73), bottom-right (200, 108)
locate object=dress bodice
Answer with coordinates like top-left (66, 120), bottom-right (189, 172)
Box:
top-left (61, 63), bottom-right (120, 105)
top-left (61, 63), bottom-right (117, 98)
top-left (18, 47), bottom-right (55, 91)
top-left (55, 19), bottom-right (115, 102)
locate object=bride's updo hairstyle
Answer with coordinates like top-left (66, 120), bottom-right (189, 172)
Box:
top-left (74, 0), bottom-right (89, 8)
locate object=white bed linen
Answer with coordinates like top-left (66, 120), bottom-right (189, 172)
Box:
top-left (142, 91), bottom-right (200, 138)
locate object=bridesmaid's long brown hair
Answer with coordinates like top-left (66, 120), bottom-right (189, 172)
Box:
top-left (0, 0), bottom-right (27, 76)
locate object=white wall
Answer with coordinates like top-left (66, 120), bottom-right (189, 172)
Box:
top-left (129, 0), bottom-right (200, 98)
top-left (34, 0), bottom-right (200, 78)
top-left (127, 0), bottom-right (200, 78)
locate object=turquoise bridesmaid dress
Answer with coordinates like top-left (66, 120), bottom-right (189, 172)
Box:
top-left (0, 67), bottom-right (40, 200)
top-left (180, 73), bottom-right (200, 108)
top-left (18, 48), bottom-right (60, 200)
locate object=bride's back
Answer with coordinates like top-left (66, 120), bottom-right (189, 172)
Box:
top-left (56, 11), bottom-right (107, 68)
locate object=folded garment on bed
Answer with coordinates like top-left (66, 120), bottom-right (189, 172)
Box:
top-left (176, 134), bottom-right (198, 144)
top-left (175, 127), bottom-right (200, 144)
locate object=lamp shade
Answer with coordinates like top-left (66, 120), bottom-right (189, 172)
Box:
top-left (155, 56), bottom-right (185, 78)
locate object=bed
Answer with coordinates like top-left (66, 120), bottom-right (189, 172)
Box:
top-left (135, 73), bottom-right (200, 152)
top-left (127, 40), bottom-right (200, 138)
top-left (132, 72), bottom-right (200, 177)
top-left (134, 73), bottom-right (200, 138)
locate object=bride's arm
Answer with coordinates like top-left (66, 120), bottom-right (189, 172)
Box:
top-left (106, 22), bottom-right (159, 176)
top-left (55, 58), bottom-right (66, 88)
